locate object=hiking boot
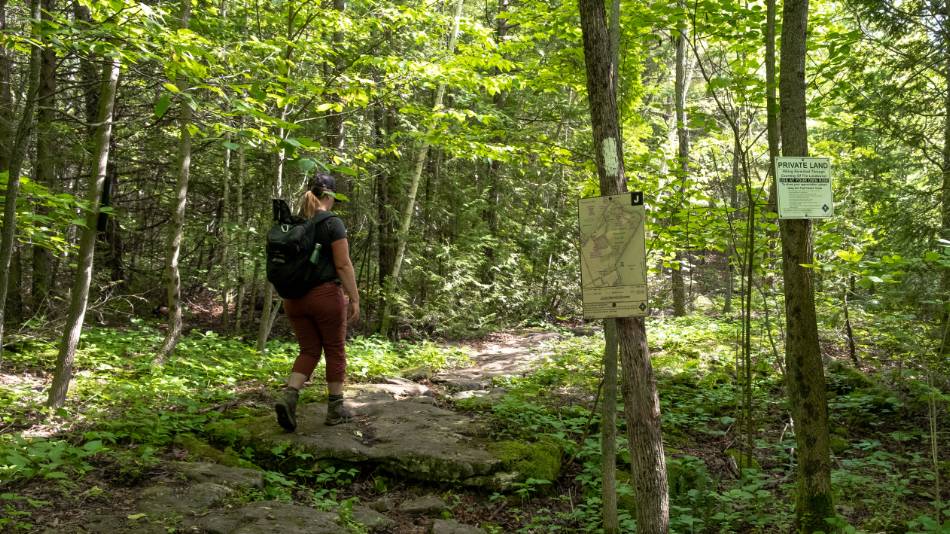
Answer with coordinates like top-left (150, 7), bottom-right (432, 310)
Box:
top-left (325, 398), bottom-right (353, 426)
top-left (274, 388), bottom-right (299, 432)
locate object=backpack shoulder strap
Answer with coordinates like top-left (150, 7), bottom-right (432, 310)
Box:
top-left (311, 211), bottom-right (337, 225)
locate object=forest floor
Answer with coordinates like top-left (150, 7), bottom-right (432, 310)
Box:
top-left (1, 318), bottom-right (947, 533)
top-left (1, 330), bottom-right (585, 533)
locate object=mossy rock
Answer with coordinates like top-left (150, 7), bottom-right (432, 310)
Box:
top-left (829, 435), bottom-right (849, 455)
top-left (173, 434), bottom-right (258, 470)
top-left (204, 417), bottom-right (255, 448)
top-left (487, 438), bottom-right (561, 484)
top-left (826, 362), bottom-right (875, 394)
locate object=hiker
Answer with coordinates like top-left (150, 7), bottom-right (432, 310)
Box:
top-left (274, 173), bottom-right (360, 431)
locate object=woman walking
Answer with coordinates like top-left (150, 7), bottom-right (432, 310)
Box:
top-left (275, 173), bottom-right (360, 431)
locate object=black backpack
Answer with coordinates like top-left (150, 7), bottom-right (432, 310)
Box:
top-left (266, 199), bottom-right (338, 299)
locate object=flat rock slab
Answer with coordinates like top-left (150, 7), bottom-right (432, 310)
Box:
top-left (138, 482), bottom-right (234, 516)
top-left (193, 501), bottom-right (340, 534)
top-left (398, 494), bottom-right (448, 515)
top-left (172, 461), bottom-right (264, 490)
top-left (431, 518), bottom-right (487, 534)
top-left (215, 385), bottom-right (513, 487)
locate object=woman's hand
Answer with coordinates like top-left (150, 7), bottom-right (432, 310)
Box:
top-left (347, 299), bottom-right (360, 323)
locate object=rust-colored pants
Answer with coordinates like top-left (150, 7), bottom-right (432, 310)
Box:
top-left (283, 282), bottom-right (347, 383)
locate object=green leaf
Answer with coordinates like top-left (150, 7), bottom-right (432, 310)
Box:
top-left (162, 82), bottom-right (180, 94)
top-left (153, 94), bottom-right (172, 119)
top-left (834, 249), bottom-right (863, 263)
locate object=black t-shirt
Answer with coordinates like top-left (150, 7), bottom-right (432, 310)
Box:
top-left (313, 213), bottom-right (346, 282)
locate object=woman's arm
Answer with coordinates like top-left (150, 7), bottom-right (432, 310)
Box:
top-left (331, 238), bottom-right (360, 323)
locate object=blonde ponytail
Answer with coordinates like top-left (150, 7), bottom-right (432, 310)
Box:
top-left (300, 190), bottom-right (321, 218)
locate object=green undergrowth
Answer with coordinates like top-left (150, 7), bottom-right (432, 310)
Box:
top-left (0, 324), bottom-right (470, 488)
top-left (1, 314), bottom-right (947, 532)
top-left (457, 314), bottom-right (948, 533)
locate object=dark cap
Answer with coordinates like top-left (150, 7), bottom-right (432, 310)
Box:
top-left (309, 173), bottom-right (345, 201)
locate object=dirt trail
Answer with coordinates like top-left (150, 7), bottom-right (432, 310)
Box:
top-left (433, 331), bottom-right (562, 391)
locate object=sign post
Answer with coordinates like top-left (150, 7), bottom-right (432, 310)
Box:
top-left (775, 157), bottom-right (833, 219)
top-left (578, 191), bottom-right (648, 319)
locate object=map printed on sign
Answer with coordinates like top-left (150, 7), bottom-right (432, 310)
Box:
top-left (776, 157), bottom-right (834, 219)
top-left (579, 192), bottom-right (648, 319)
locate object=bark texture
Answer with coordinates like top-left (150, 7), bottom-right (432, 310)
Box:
top-left (943, 0), bottom-right (950, 310)
top-left (671, 10), bottom-right (689, 317)
top-left (0, 0), bottom-right (42, 350)
top-left (32, 0), bottom-right (57, 308)
top-left (578, 0), bottom-right (669, 530)
top-left (158, 0), bottom-right (194, 362)
top-left (48, 58), bottom-right (120, 408)
top-left (778, 0), bottom-right (835, 529)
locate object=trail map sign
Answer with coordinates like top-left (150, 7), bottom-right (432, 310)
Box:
top-left (775, 157), bottom-right (834, 219)
top-left (579, 192), bottom-right (648, 319)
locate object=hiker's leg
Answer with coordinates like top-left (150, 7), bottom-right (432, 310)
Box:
top-left (284, 296), bottom-right (325, 388)
top-left (275, 294), bottom-right (325, 431)
top-left (313, 284), bottom-right (350, 424)
top-left (312, 284), bottom-right (347, 390)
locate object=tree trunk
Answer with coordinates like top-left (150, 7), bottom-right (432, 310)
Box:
top-left (257, 143), bottom-right (286, 352)
top-left (158, 0), bottom-right (193, 362)
top-left (326, 0), bottom-right (346, 155)
top-left (765, 0), bottom-right (780, 210)
top-left (0, 0), bottom-right (43, 352)
top-left (378, 0), bottom-right (465, 336)
top-left (47, 58), bottom-right (120, 408)
top-left (220, 136), bottom-right (232, 330)
top-left (602, 319), bottom-right (619, 534)
top-left (942, 0), bottom-right (950, 314)
top-left (374, 101), bottom-right (398, 326)
top-left (31, 0), bottom-right (57, 310)
top-left (7, 246), bottom-right (21, 323)
top-left (671, 11), bottom-right (689, 317)
top-left (578, 0), bottom-right (669, 530)
top-left (777, 0), bottom-right (835, 528)
top-left (480, 0), bottom-right (508, 286)
top-left (233, 137), bottom-right (247, 333)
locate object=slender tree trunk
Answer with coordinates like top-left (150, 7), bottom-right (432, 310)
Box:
top-left (480, 0), bottom-right (508, 285)
top-left (48, 58), bottom-right (120, 408)
top-left (942, 0), bottom-right (950, 312)
top-left (0, 0), bottom-right (12, 173)
top-left (326, 0), bottom-right (346, 155)
top-left (257, 137), bottom-right (286, 352)
top-left (378, 0), bottom-right (465, 336)
top-left (7, 247), bottom-right (21, 323)
top-left (233, 137), bottom-right (247, 333)
top-left (578, 0), bottom-right (668, 530)
top-left (602, 319), bottom-right (619, 534)
top-left (671, 8), bottom-right (689, 317)
top-left (843, 278), bottom-right (859, 367)
top-left (765, 0), bottom-right (780, 210)
top-left (258, 3), bottom-right (297, 350)
top-left (724, 136), bottom-right (741, 315)
top-left (158, 0), bottom-right (193, 362)
top-left (220, 136), bottom-right (232, 330)
top-left (777, 0), bottom-right (835, 528)
top-left (31, 0), bottom-right (57, 310)
top-left (0, 0), bottom-right (42, 352)
top-left (603, 1), bottom-right (620, 529)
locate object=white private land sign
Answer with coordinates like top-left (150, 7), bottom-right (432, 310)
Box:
top-left (579, 192), bottom-right (648, 319)
top-left (776, 157), bottom-right (834, 219)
